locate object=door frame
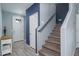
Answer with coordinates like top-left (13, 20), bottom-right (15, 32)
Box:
top-left (26, 3), bottom-right (40, 49)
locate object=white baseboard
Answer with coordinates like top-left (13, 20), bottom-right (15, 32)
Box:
top-left (36, 53), bottom-right (39, 56)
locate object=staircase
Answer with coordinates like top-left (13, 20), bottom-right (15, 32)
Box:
top-left (39, 24), bottom-right (61, 56)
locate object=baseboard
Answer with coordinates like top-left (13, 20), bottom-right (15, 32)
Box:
top-left (13, 40), bottom-right (24, 43)
top-left (35, 53), bottom-right (39, 56)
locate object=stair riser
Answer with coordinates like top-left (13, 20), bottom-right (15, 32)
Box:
top-left (45, 41), bottom-right (60, 45)
top-left (43, 46), bottom-right (60, 53)
top-left (44, 43), bottom-right (60, 48)
top-left (39, 24), bottom-right (61, 56)
top-left (48, 38), bottom-right (60, 42)
top-left (53, 30), bottom-right (60, 32)
top-left (39, 47), bottom-right (60, 56)
top-left (48, 36), bottom-right (60, 39)
top-left (50, 33), bottom-right (60, 37)
top-left (54, 27), bottom-right (60, 29)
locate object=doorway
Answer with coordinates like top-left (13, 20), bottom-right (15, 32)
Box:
top-left (26, 3), bottom-right (40, 52)
top-left (29, 12), bottom-right (38, 49)
top-left (13, 16), bottom-right (24, 42)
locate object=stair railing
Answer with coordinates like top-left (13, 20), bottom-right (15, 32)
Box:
top-left (38, 13), bottom-right (56, 32)
top-left (35, 13), bottom-right (56, 53)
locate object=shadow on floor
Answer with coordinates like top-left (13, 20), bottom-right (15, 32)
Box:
top-left (74, 48), bottom-right (79, 56)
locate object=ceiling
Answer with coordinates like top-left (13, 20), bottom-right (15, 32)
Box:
top-left (1, 3), bottom-right (33, 16)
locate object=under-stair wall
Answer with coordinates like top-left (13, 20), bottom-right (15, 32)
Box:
top-left (37, 3), bottom-right (56, 51)
top-left (61, 4), bottom-right (76, 56)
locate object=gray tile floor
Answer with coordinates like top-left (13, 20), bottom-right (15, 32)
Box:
top-left (4, 40), bottom-right (37, 56)
top-left (74, 48), bottom-right (79, 56)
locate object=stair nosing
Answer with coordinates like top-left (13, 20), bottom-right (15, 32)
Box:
top-left (39, 48), bottom-right (60, 56)
top-left (50, 33), bottom-right (60, 37)
top-left (48, 38), bottom-right (60, 42)
top-left (43, 44), bottom-right (60, 53)
top-left (39, 24), bottom-right (61, 56)
top-left (48, 35), bottom-right (60, 39)
top-left (46, 40), bottom-right (60, 45)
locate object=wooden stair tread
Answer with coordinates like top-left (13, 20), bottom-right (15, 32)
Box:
top-left (48, 38), bottom-right (60, 42)
top-left (39, 48), bottom-right (60, 56)
top-left (48, 34), bottom-right (60, 39)
top-left (53, 28), bottom-right (60, 32)
top-left (39, 24), bottom-right (61, 56)
top-left (53, 27), bottom-right (60, 33)
top-left (54, 25), bottom-right (61, 28)
top-left (50, 32), bottom-right (60, 37)
top-left (54, 27), bottom-right (60, 30)
top-left (43, 43), bottom-right (60, 53)
top-left (46, 39), bottom-right (60, 44)
top-left (55, 24), bottom-right (61, 27)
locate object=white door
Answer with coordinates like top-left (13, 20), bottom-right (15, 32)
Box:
top-left (76, 14), bottom-right (79, 47)
top-left (29, 12), bottom-right (38, 49)
top-left (13, 16), bottom-right (24, 42)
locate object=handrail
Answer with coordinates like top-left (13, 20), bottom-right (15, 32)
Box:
top-left (35, 13), bottom-right (56, 53)
top-left (38, 13), bottom-right (56, 32)
top-left (35, 27), bottom-right (39, 53)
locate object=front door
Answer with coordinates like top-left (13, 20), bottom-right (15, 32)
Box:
top-left (13, 16), bottom-right (24, 42)
top-left (29, 12), bottom-right (38, 49)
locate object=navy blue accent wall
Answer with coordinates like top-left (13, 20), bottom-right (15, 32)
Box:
top-left (56, 3), bottom-right (69, 24)
top-left (26, 3), bottom-right (40, 45)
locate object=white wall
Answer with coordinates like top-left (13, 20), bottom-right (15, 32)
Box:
top-left (0, 4), bottom-right (2, 37)
top-left (76, 14), bottom-right (79, 47)
top-left (40, 3), bottom-right (56, 26)
top-left (37, 3), bottom-right (56, 50)
top-left (24, 16), bottom-right (26, 41)
top-left (61, 4), bottom-right (76, 56)
top-left (0, 4), bottom-right (2, 55)
top-left (75, 4), bottom-right (79, 13)
top-left (2, 11), bottom-right (25, 36)
top-left (75, 4), bottom-right (79, 48)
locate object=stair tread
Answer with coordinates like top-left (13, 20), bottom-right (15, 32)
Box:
top-left (55, 24), bottom-right (61, 27)
top-left (46, 39), bottom-right (60, 44)
top-left (53, 29), bottom-right (60, 32)
top-left (54, 25), bottom-right (61, 28)
top-left (39, 24), bottom-right (61, 56)
top-left (43, 43), bottom-right (60, 53)
top-left (49, 34), bottom-right (60, 39)
top-left (48, 38), bottom-right (60, 42)
top-left (50, 32), bottom-right (60, 37)
top-left (39, 48), bottom-right (60, 56)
